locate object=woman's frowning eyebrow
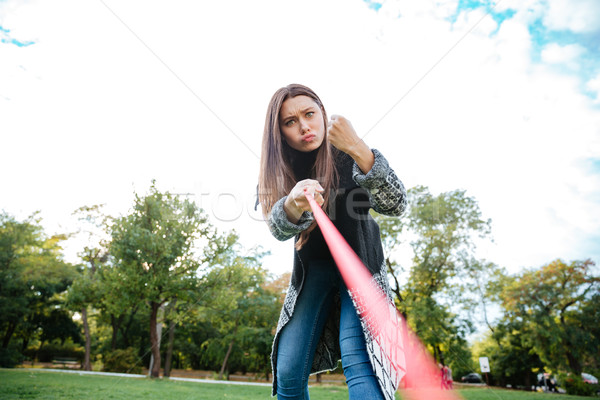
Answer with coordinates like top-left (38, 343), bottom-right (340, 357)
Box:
top-left (280, 107), bottom-right (316, 121)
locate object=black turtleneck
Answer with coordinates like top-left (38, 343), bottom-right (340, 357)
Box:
top-left (287, 146), bottom-right (318, 181)
top-left (286, 145), bottom-right (332, 261)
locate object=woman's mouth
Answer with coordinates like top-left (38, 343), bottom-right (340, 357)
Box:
top-left (302, 134), bottom-right (316, 142)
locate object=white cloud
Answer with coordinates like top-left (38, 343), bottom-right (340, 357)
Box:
top-left (1, 0), bottom-right (599, 277)
top-left (541, 42), bottom-right (586, 69)
top-left (543, 0), bottom-right (600, 33)
top-left (494, 0), bottom-right (600, 34)
top-left (586, 73), bottom-right (600, 103)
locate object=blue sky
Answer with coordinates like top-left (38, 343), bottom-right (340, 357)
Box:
top-left (365, 0), bottom-right (600, 104)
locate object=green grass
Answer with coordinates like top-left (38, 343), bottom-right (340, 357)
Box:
top-left (457, 388), bottom-right (593, 400)
top-left (0, 369), bottom-right (594, 400)
top-left (0, 369), bottom-right (345, 399)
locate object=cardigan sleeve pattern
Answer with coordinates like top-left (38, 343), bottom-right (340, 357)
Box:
top-left (352, 149), bottom-right (407, 216)
top-left (267, 196), bottom-right (314, 241)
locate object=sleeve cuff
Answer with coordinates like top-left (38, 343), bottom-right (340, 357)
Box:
top-left (352, 148), bottom-right (390, 190)
top-left (270, 196), bottom-right (314, 235)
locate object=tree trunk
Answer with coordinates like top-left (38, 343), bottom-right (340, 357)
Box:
top-left (2, 321), bottom-right (16, 348)
top-left (110, 315), bottom-right (119, 350)
top-left (82, 307), bottom-right (92, 371)
top-left (436, 345), bottom-right (445, 365)
top-left (21, 336), bottom-right (29, 353)
top-left (149, 302), bottom-right (161, 378)
top-left (387, 258), bottom-right (405, 309)
top-left (566, 350), bottom-right (582, 374)
top-left (218, 339), bottom-right (235, 380)
top-left (264, 353), bottom-right (270, 381)
top-left (163, 318), bottom-right (176, 377)
top-left (32, 339), bottom-right (44, 367)
top-left (560, 311), bottom-right (583, 375)
top-left (120, 307), bottom-right (138, 348)
top-left (524, 372), bottom-right (531, 388)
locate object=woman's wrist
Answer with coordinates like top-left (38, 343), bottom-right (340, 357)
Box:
top-left (284, 196), bottom-right (304, 224)
top-left (348, 139), bottom-right (375, 174)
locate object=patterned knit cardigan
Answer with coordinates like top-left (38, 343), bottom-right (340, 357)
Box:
top-left (266, 149), bottom-right (407, 400)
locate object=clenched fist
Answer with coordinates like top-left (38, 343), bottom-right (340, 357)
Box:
top-left (327, 115), bottom-right (374, 174)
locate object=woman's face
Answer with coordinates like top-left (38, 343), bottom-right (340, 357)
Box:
top-left (279, 95), bottom-right (325, 152)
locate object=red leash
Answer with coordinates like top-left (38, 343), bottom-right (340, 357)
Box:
top-left (305, 191), bottom-right (462, 400)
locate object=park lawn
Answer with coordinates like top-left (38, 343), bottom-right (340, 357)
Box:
top-left (0, 369), bottom-right (593, 400)
top-left (0, 369), bottom-right (348, 400)
top-left (457, 387), bottom-right (592, 400)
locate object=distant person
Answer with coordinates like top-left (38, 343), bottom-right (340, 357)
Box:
top-left (439, 364), bottom-right (447, 389)
top-left (257, 84), bottom-right (407, 400)
top-left (539, 373), bottom-right (558, 392)
top-left (445, 365), bottom-right (453, 389)
top-left (439, 364), bottom-right (452, 389)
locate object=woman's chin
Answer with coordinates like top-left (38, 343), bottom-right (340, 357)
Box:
top-left (300, 139), bottom-right (324, 152)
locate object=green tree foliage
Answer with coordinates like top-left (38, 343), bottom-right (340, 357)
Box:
top-left (374, 185), bottom-right (491, 369)
top-left (577, 293), bottom-right (600, 373)
top-left (0, 212), bottom-right (79, 366)
top-left (472, 320), bottom-right (542, 388)
top-left (109, 182), bottom-right (216, 378)
top-left (460, 258), bottom-right (505, 334)
top-left (404, 186), bottom-right (491, 299)
top-left (197, 236), bottom-right (279, 379)
top-left (0, 213), bottom-right (42, 352)
top-left (66, 204), bottom-right (112, 370)
top-left (499, 259), bottom-right (599, 375)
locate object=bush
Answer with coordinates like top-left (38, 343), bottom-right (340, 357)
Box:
top-left (103, 348), bottom-right (142, 374)
top-left (24, 340), bottom-right (84, 363)
top-left (0, 347), bottom-right (25, 368)
top-left (562, 374), bottom-right (597, 397)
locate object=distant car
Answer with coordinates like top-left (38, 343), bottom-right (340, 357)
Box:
top-left (582, 373), bottom-right (598, 385)
top-left (461, 373), bottom-right (483, 383)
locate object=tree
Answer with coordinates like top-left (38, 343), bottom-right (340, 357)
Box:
top-left (66, 204), bottom-right (112, 370)
top-left (109, 182), bottom-right (214, 378)
top-left (199, 250), bottom-right (279, 379)
top-left (577, 292), bottom-right (600, 372)
top-left (95, 263), bottom-right (143, 351)
top-left (0, 212), bottom-right (42, 352)
top-left (66, 270), bottom-right (101, 370)
top-left (471, 321), bottom-right (542, 388)
top-left (460, 258), bottom-right (505, 337)
top-left (374, 185), bottom-right (491, 363)
top-left (499, 259), bottom-right (599, 375)
top-left (0, 212), bottom-right (78, 366)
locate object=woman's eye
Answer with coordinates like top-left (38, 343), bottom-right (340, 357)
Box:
top-left (285, 120), bottom-right (295, 127)
top-left (306, 112), bottom-right (314, 118)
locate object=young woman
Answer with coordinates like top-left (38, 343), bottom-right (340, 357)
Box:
top-left (258, 83), bottom-right (407, 400)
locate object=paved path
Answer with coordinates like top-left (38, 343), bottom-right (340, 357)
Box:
top-left (22, 368), bottom-right (272, 387)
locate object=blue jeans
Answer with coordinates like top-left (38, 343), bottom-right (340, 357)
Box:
top-left (276, 260), bottom-right (385, 400)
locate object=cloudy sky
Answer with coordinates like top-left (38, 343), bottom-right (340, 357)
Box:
top-left (1, 0), bottom-right (599, 279)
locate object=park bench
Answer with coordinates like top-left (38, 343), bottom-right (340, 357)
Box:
top-left (52, 357), bottom-right (80, 368)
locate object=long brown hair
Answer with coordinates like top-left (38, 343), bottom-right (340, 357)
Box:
top-left (258, 84), bottom-right (338, 249)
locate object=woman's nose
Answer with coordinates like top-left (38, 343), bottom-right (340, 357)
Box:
top-left (300, 119), bottom-right (310, 133)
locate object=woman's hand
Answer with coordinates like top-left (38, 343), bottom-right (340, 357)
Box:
top-left (284, 179), bottom-right (324, 223)
top-left (327, 115), bottom-right (362, 154)
top-left (328, 115), bottom-right (375, 174)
